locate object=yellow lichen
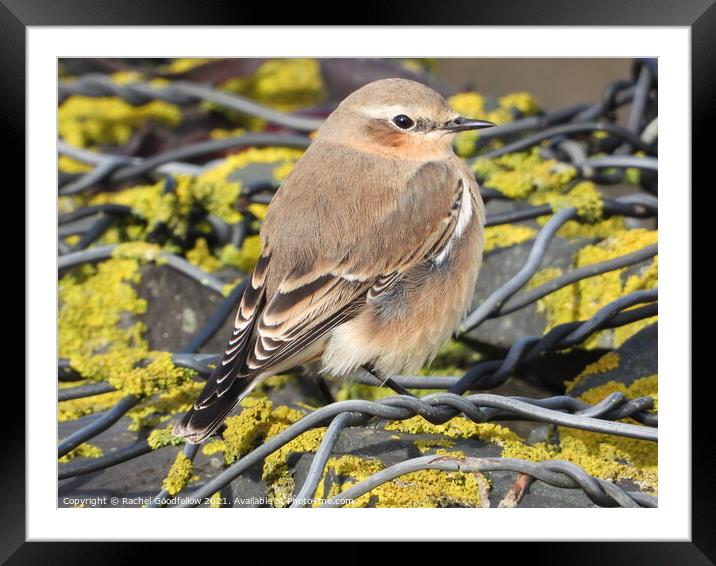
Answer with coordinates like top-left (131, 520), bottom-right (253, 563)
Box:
top-left (199, 147), bottom-right (305, 184)
top-left (218, 235), bottom-right (263, 273)
top-left (498, 92), bottom-right (540, 115)
top-left (484, 224), bottom-right (537, 253)
top-left (448, 92), bottom-right (486, 157)
top-left (58, 443), bottom-right (104, 463)
top-left (263, 427), bottom-right (327, 508)
top-left (210, 127), bottom-right (248, 139)
top-left (564, 351), bottom-right (621, 392)
top-left (213, 58), bottom-right (324, 117)
top-left (336, 381), bottom-right (395, 402)
top-left (148, 424), bottom-right (186, 450)
top-left (220, 397), bottom-right (275, 464)
top-left (162, 58), bottom-right (215, 74)
top-left (415, 439), bottom-right (454, 453)
top-left (59, 95), bottom-right (181, 149)
top-left (474, 149), bottom-right (577, 200)
top-left (59, 258), bottom-right (148, 368)
top-left (58, 155), bottom-right (92, 173)
top-left (126, 380), bottom-right (204, 430)
top-left (528, 229), bottom-right (657, 348)
top-left (385, 415), bottom-right (657, 493)
top-left (314, 453), bottom-right (487, 508)
top-left (538, 181), bottom-right (603, 222)
top-left (58, 390), bottom-right (127, 421)
top-left (577, 374), bottom-right (658, 412)
top-left (186, 238), bottom-right (222, 272)
top-left (162, 451), bottom-right (193, 496)
top-left (208, 491), bottom-right (223, 508)
top-left (111, 241), bottom-right (165, 263)
top-left (59, 255), bottom-right (196, 405)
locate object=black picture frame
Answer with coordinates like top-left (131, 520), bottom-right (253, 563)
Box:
top-left (9, 1), bottom-right (703, 562)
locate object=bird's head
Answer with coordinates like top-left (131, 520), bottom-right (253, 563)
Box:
top-left (318, 78), bottom-right (495, 160)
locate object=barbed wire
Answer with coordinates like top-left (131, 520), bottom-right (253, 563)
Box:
top-left (320, 455), bottom-right (656, 508)
top-left (57, 60), bottom-right (659, 509)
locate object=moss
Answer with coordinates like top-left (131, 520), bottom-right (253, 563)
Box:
top-left (162, 451), bottom-right (193, 496)
top-left (484, 224), bottom-right (537, 253)
top-left (58, 443), bottom-right (104, 463)
top-left (148, 425), bottom-right (186, 450)
top-left (59, 95), bottom-right (181, 149)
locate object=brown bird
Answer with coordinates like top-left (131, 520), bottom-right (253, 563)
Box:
top-left (173, 78), bottom-right (495, 443)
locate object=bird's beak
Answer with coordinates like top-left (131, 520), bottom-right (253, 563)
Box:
top-left (442, 116), bottom-right (496, 132)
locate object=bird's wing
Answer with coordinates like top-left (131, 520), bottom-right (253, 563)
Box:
top-left (174, 156), bottom-right (470, 441)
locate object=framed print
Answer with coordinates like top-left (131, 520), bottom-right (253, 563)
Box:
top-left (9, 0), bottom-right (706, 561)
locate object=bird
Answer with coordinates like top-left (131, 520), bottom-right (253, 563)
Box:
top-left (173, 78), bottom-right (495, 443)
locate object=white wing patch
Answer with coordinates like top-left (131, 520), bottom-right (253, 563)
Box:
top-left (433, 176), bottom-right (473, 265)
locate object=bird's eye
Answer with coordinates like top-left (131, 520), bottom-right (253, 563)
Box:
top-left (392, 114), bottom-right (415, 130)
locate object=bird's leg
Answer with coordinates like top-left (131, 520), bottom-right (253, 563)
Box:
top-left (361, 364), bottom-right (416, 397)
top-left (315, 375), bottom-right (337, 405)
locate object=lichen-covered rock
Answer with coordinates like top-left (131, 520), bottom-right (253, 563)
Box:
top-left (469, 198), bottom-right (657, 354)
top-left (565, 323), bottom-right (657, 399)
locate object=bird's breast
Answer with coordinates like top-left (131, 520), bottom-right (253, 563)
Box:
top-left (321, 203), bottom-right (483, 378)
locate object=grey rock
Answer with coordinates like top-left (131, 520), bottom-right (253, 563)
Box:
top-left (567, 323), bottom-right (657, 398)
top-left (133, 263), bottom-right (241, 354)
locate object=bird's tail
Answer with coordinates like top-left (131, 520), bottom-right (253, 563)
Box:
top-left (172, 371), bottom-right (257, 444)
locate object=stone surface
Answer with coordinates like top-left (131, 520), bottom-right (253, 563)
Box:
top-left (133, 263), bottom-right (242, 354)
top-left (567, 323), bottom-right (657, 398)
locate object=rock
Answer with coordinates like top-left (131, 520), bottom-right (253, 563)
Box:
top-left (566, 323), bottom-right (657, 398)
top-left (133, 263), bottom-right (240, 354)
top-left (468, 204), bottom-right (596, 351)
